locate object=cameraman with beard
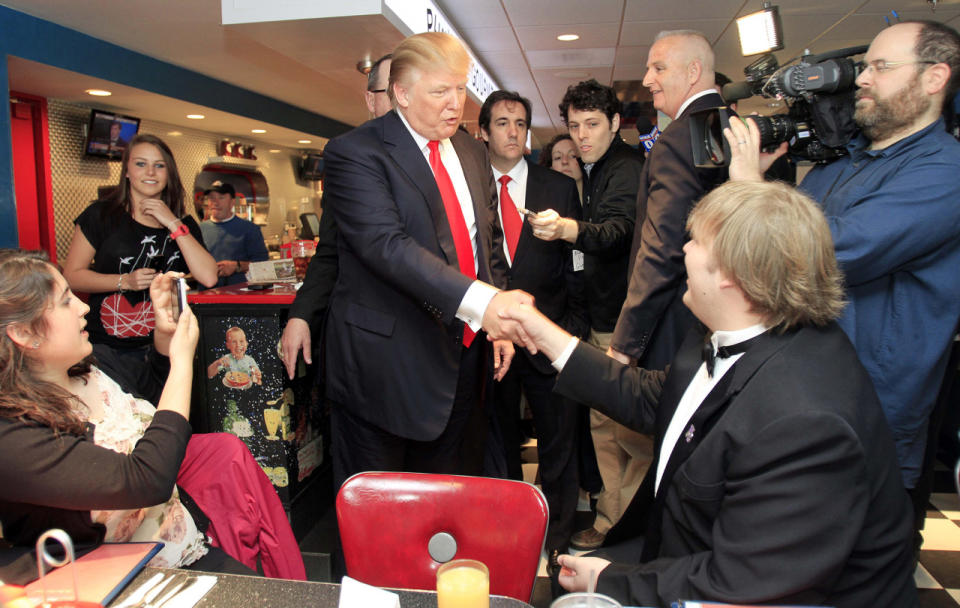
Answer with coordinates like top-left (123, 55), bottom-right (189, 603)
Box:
top-left (729, 20), bottom-right (960, 549)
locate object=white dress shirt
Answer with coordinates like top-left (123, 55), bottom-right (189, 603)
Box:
top-left (396, 109), bottom-right (497, 332)
top-left (675, 88), bottom-right (719, 119)
top-left (654, 323), bottom-right (768, 493)
top-left (492, 160), bottom-right (528, 267)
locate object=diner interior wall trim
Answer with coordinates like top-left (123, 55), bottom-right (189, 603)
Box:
top-left (47, 99), bottom-right (322, 263)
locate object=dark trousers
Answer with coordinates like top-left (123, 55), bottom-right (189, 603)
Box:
top-left (493, 354), bottom-right (579, 552)
top-left (330, 337), bottom-right (484, 490)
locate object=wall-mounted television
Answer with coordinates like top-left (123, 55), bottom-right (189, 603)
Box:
top-left (84, 109), bottom-right (141, 160)
top-left (299, 152), bottom-right (324, 181)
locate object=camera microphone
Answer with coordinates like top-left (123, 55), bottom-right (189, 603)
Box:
top-left (721, 81), bottom-right (756, 103)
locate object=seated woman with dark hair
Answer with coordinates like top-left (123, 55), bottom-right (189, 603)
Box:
top-left (0, 249), bottom-right (304, 582)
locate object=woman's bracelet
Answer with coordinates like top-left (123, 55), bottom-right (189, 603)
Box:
top-left (117, 273), bottom-right (125, 292)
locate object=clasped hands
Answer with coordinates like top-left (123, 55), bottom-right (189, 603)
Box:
top-left (483, 290), bottom-right (573, 364)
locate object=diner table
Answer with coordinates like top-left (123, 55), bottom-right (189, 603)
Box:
top-left (108, 567), bottom-right (535, 608)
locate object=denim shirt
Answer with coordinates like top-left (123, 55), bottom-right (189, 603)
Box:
top-left (801, 118), bottom-right (960, 488)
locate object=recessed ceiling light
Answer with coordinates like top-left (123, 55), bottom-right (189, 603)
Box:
top-left (186, 114), bottom-right (205, 120)
top-left (167, 131), bottom-right (183, 137)
top-left (251, 129), bottom-right (266, 134)
top-left (557, 34), bottom-right (580, 42)
top-left (85, 89), bottom-right (112, 97)
top-left (298, 139), bottom-right (312, 144)
top-left (269, 149), bottom-right (281, 153)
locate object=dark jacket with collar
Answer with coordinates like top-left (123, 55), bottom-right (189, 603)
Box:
top-left (576, 135), bottom-right (645, 332)
top-left (504, 161), bottom-right (589, 374)
top-left (555, 323), bottom-right (916, 608)
top-left (612, 92), bottom-right (729, 367)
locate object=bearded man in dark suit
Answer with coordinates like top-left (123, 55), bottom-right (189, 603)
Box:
top-left (501, 180), bottom-right (917, 608)
top-left (321, 32), bottom-right (531, 486)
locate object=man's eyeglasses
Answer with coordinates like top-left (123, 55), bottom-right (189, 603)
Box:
top-left (368, 88), bottom-right (387, 94)
top-left (858, 59), bottom-right (937, 75)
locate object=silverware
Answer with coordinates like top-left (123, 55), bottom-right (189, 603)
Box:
top-left (153, 576), bottom-right (200, 608)
top-left (112, 572), bottom-right (167, 608)
top-left (127, 573), bottom-right (179, 608)
top-left (145, 577), bottom-right (192, 608)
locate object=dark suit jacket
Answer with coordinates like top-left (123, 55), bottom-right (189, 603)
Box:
top-left (576, 136), bottom-right (645, 332)
top-left (504, 162), bottom-right (589, 375)
top-left (555, 324), bottom-right (916, 608)
top-left (321, 111), bottom-right (507, 441)
top-left (288, 203), bottom-right (338, 339)
top-left (611, 92), bottom-right (728, 367)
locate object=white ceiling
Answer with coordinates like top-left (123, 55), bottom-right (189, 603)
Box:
top-left (4, 0), bottom-right (960, 149)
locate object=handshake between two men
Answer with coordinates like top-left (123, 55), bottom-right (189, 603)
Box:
top-left (482, 289), bottom-right (566, 380)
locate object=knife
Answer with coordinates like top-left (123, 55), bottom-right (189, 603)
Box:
top-left (111, 572), bottom-right (165, 608)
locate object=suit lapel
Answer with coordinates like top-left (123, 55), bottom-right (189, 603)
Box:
top-left (383, 112), bottom-right (457, 266)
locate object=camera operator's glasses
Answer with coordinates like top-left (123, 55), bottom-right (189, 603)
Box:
top-left (858, 59), bottom-right (937, 74)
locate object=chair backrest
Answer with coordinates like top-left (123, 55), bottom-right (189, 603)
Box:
top-left (336, 471), bottom-right (548, 603)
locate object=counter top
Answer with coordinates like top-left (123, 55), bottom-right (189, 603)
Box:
top-left (188, 282), bottom-right (299, 305)
top-left (110, 567), bottom-right (534, 608)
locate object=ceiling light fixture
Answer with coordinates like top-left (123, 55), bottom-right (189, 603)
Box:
top-left (167, 131), bottom-right (183, 136)
top-left (736, 2), bottom-right (784, 56)
top-left (557, 34), bottom-right (580, 42)
top-left (251, 129), bottom-right (266, 133)
top-left (298, 139), bottom-right (312, 144)
top-left (356, 58), bottom-right (374, 75)
top-left (186, 114), bottom-right (205, 119)
top-left (269, 149), bottom-right (281, 153)
top-left (85, 89), bottom-right (112, 97)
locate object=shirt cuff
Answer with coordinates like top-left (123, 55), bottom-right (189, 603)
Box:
top-left (456, 280), bottom-right (499, 332)
top-left (551, 337), bottom-right (580, 371)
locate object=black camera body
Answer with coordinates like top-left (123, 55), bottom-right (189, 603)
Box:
top-left (721, 45), bottom-right (867, 164)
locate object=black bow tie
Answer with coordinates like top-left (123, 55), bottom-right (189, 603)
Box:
top-left (701, 333), bottom-right (765, 378)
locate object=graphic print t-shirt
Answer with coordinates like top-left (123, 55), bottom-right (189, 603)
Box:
top-left (75, 200), bottom-right (204, 350)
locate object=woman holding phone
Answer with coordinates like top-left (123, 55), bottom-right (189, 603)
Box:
top-left (0, 250), bottom-right (304, 579)
top-left (63, 134), bottom-right (217, 358)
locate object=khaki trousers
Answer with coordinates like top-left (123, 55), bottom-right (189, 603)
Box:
top-left (586, 330), bottom-right (654, 533)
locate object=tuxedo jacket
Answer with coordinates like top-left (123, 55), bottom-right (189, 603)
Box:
top-left (321, 111), bottom-right (507, 441)
top-left (612, 92), bottom-right (729, 368)
top-left (503, 162), bottom-right (589, 375)
top-left (555, 323), bottom-right (916, 608)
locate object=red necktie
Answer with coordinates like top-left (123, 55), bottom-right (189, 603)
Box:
top-left (428, 140), bottom-right (476, 347)
top-left (499, 175), bottom-right (522, 261)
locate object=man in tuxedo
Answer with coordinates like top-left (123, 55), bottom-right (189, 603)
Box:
top-left (502, 180), bottom-right (916, 607)
top-left (281, 53), bottom-right (392, 379)
top-left (478, 90), bottom-right (589, 570)
top-left (320, 33), bottom-right (530, 487)
top-left (610, 30), bottom-right (729, 371)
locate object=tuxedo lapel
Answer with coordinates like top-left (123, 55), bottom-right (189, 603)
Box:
top-left (639, 328), bottom-right (792, 561)
top-left (382, 112), bottom-right (458, 266)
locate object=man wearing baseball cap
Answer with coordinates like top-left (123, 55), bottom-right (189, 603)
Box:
top-left (200, 181), bottom-right (268, 287)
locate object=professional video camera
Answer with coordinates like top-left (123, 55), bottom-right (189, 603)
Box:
top-left (691, 45), bottom-right (867, 167)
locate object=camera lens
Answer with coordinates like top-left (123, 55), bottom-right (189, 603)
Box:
top-left (751, 115), bottom-right (797, 149)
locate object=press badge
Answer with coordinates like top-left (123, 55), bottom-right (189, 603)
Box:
top-left (572, 249), bottom-right (584, 271)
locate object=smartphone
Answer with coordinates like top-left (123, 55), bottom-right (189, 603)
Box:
top-left (172, 277), bottom-right (189, 321)
top-left (517, 207), bottom-right (538, 218)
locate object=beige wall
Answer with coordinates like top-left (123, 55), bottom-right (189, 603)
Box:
top-left (47, 99), bottom-right (324, 262)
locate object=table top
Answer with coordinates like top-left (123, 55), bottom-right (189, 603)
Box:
top-left (187, 282), bottom-right (299, 305)
top-left (109, 567), bottom-right (535, 608)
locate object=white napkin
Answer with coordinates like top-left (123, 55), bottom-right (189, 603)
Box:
top-left (338, 576), bottom-right (400, 608)
top-left (160, 575), bottom-right (217, 608)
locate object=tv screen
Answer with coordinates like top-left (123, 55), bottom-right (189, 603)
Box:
top-left (300, 153), bottom-right (324, 181)
top-left (85, 109), bottom-right (140, 160)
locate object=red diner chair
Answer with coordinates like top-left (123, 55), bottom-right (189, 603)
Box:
top-left (336, 471), bottom-right (548, 603)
